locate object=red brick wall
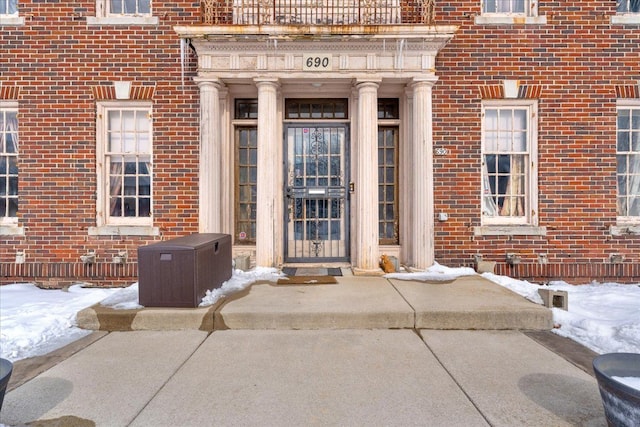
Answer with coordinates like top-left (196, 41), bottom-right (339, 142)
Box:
top-left (0, 1), bottom-right (201, 285)
top-left (1, 1), bottom-right (639, 285)
top-left (432, 1), bottom-right (640, 283)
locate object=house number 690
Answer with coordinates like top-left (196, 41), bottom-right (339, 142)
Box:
top-left (303, 54), bottom-right (332, 71)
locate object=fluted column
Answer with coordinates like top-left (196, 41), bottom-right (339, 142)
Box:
top-left (410, 79), bottom-right (436, 269)
top-left (255, 78), bottom-right (281, 267)
top-left (197, 80), bottom-right (224, 233)
top-left (354, 80), bottom-right (380, 273)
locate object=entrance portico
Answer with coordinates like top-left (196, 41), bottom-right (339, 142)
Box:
top-left (176, 25), bottom-right (456, 272)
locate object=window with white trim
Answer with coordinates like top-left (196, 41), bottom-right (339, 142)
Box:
top-left (616, 102), bottom-right (640, 223)
top-left (0, 0), bottom-right (17, 15)
top-left (0, 0), bottom-right (24, 25)
top-left (481, 101), bottom-right (538, 226)
top-left (0, 105), bottom-right (18, 225)
top-left (483, 0), bottom-right (532, 15)
top-left (88, 0), bottom-right (158, 25)
top-left (96, 102), bottom-right (152, 228)
top-left (618, 0), bottom-right (640, 13)
top-left (477, 0), bottom-right (546, 24)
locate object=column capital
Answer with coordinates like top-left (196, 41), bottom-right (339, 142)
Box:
top-left (410, 77), bottom-right (438, 89)
top-left (195, 79), bottom-right (225, 90)
top-left (354, 78), bottom-right (382, 89)
top-left (254, 77), bottom-right (280, 88)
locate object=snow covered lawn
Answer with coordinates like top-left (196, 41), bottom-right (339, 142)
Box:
top-left (1, 266), bottom-right (638, 362)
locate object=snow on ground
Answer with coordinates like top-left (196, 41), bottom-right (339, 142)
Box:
top-left (482, 273), bottom-right (640, 355)
top-left (1, 265), bottom-right (639, 363)
top-left (0, 284), bottom-right (120, 361)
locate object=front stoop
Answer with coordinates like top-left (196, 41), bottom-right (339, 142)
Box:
top-left (76, 275), bottom-right (553, 331)
top-left (390, 275), bottom-right (553, 330)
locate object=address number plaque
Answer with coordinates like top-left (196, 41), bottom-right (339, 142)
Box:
top-left (302, 54), bottom-right (333, 71)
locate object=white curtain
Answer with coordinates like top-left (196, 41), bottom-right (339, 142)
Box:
top-left (628, 153), bottom-right (640, 216)
top-left (499, 155), bottom-right (525, 217)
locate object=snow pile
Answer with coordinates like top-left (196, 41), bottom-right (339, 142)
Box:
top-left (483, 274), bottom-right (640, 355)
top-left (199, 267), bottom-right (283, 306)
top-left (385, 262), bottom-right (476, 282)
top-left (0, 283), bottom-right (120, 361)
top-left (99, 283), bottom-right (142, 310)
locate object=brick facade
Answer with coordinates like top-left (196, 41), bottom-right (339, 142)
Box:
top-left (432, 1), bottom-right (640, 283)
top-left (1, 1), bottom-right (639, 286)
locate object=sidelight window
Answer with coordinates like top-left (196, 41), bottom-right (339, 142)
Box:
top-left (378, 99), bottom-right (399, 244)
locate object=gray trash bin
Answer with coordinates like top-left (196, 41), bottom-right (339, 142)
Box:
top-left (138, 233), bottom-right (232, 308)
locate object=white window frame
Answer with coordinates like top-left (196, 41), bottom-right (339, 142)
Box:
top-left (90, 101), bottom-right (159, 236)
top-left (615, 100), bottom-right (640, 226)
top-left (480, 100), bottom-right (538, 228)
top-left (612, 0), bottom-right (640, 24)
top-left (0, 102), bottom-right (23, 235)
top-left (0, 0), bottom-right (24, 26)
top-left (476, 0), bottom-right (547, 25)
top-left (87, 0), bottom-right (158, 26)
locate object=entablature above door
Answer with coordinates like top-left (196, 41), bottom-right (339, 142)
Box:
top-left (175, 25), bottom-right (457, 80)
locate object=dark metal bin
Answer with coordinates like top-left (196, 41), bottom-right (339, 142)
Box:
top-left (138, 233), bottom-right (232, 308)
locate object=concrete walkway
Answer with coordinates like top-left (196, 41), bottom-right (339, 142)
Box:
top-left (1, 329), bottom-right (606, 426)
top-left (75, 274), bottom-right (553, 331)
top-left (1, 273), bottom-right (607, 426)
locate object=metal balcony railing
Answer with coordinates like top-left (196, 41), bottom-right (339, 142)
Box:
top-left (200, 0), bottom-right (435, 25)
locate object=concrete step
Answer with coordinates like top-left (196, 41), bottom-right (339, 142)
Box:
top-left (76, 274), bottom-right (553, 331)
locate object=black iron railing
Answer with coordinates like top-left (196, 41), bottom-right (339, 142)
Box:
top-left (200, 0), bottom-right (435, 25)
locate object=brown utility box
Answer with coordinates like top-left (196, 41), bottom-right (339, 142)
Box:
top-left (138, 233), bottom-right (232, 308)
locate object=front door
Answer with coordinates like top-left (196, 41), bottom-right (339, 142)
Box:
top-left (285, 125), bottom-right (349, 262)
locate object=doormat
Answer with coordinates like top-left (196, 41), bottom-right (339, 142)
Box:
top-left (282, 268), bottom-right (343, 277)
top-left (277, 275), bottom-right (338, 285)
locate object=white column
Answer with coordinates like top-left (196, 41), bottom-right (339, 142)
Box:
top-left (354, 80), bottom-right (380, 273)
top-left (255, 78), bottom-right (281, 267)
top-left (410, 79), bottom-right (436, 270)
top-left (197, 80), bottom-right (224, 233)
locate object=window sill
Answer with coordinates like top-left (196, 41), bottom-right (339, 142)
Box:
top-left (474, 225), bottom-right (546, 237)
top-left (474, 15), bottom-right (547, 25)
top-left (610, 225), bottom-right (640, 236)
top-left (88, 225), bottom-right (160, 236)
top-left (0, 224), bottom-right (25, 236)
top-left (86, 16), bottom-right (159, 26)
top-left (0, 16), bottom-right (25, 26)
top-left (611, 15), bottom-right (640, 25)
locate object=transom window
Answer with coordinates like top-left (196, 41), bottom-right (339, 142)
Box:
top-left (482, 102), bottom-right (537, 225)
top-left (618, 0), bottom-right (640, 13)
top-left (0, 107), bottom-right (18, 222)
top-left (0, 0), bottom-right (17, 15)
top-left (616, 103), bottom-right (640, 221)
top-left (378, 99), bottom-right (399, 244)
top-left (96, 102), bottom-right (152, 227)
top-left (285, 99), bottom-right (348, 120)
top-left (108, 0), bottom-right (150, 15)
